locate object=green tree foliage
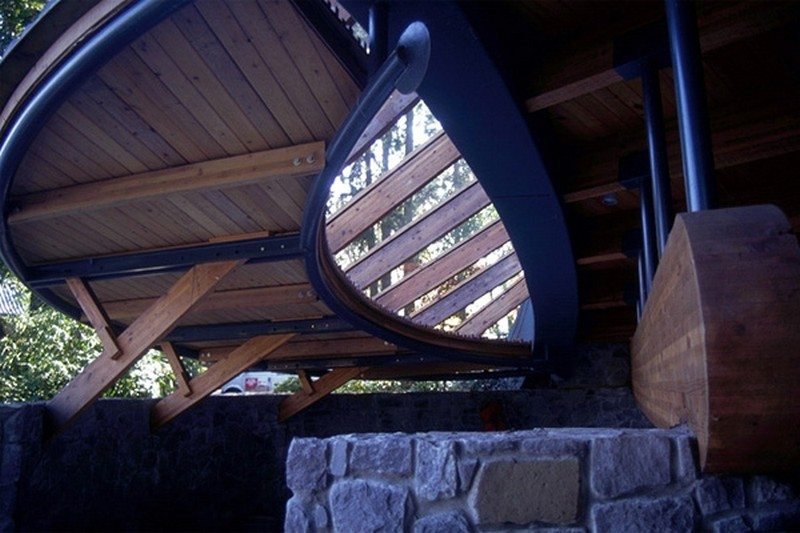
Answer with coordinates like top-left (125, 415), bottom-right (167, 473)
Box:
top-left (273, 374), bottom-right (519, 394)
top-left (0, 0), bottom-right (45, 56)
top-left (0, 267), bottom-right (177, 403)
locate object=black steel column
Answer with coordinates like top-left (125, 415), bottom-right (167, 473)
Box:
top-left (639, 177), bottom-right (658, 299)
top-left (641, 61), bottom-right (674, 256)
top-left (637, 251), bottom-right (646, 320)
top-left (665, 0), bottom-right (716, 212)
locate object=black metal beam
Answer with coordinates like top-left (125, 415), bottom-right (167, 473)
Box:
top-left (27, 233), bottom-right (303, 288)
top-left (166, 317), bottom-right (353, 343)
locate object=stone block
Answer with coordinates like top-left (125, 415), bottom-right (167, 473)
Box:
top-left (709, 514), bottom-right (750, 533)
top-left (591, 496), bottom-right (695, 532)
top-left (350, 435), bottom-right (412, 477)
top-left (313, 504), bottom-right (329, 529)
top-left (694, 477), bottom-right (745, 516)
top-left (415, 439), bottom-right (458, 501)
top-left (469, 457), bottom-right (580, 526)
top-left (329, 479), bottom-right (408, 532)
top-left (458, 458), bottom-right (479, 493)
top-left (329, 438), bottom-right (349, 477)
top-left (286, 438), bottom-right (327, 494)
top-left (591, 433), bottom-right (670, 498)
top-left (284, 497), bottom-right (312, 533)
top-left (674, 433), bottom-right (698, 485)
top-left (749, 475), bottom-right (794, 504)
top-left (520, 436), bottom-right (587, 457)
top-left (458, 434), bottom-right (518, 456)
top-left (413, 511), bottom-right (471, 533)
top-left (749, 503), bottom-right (800, 531)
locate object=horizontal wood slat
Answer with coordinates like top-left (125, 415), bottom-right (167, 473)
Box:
top-left (9, 142), bottom-right (324, 224)
top-left (457, 276), bottom-right (529, 337)
top-left (345, 181), bottom-right (492, 288)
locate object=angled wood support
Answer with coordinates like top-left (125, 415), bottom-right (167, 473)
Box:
top-left (9, 141), bottom-right (324, 224)
top-left (278, 367), bottom-right (366, 422)
top-left (151, 333), bottom-right (294, 428)
top-left (375, 220), bottom-right (509, 312)
top-left (346, 181), bottom-right (491, 288)
top-left (66, 277), bottom-right (121, 359)
top-left (457, 276), bottom-right (529, 337)
top-left (412, 253), bottom-right (522, 326)
top-left (47, 260), bottom-right (242, 432)
top-left (161, 342), bottom-right (192, 398)
top-left (297, 370), bottom-right (314, 394)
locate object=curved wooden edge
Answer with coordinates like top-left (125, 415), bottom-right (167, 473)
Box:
top-left (0, 0), bottom-right (132, 133)
top-left (632, 204), bottom-right (800, 473)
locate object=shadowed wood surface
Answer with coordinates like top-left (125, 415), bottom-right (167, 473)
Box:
top-left (631, 205), bottom-right (800, 473)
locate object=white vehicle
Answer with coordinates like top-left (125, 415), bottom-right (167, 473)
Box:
top-left (221, 371), bottom-right (281, 394)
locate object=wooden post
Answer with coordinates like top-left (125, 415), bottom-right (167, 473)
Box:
top-left (278, 367), bottom-right (366, 422)
top-left (48, 260), bottom-right (242, 432)
top-left (151, 333), bottom-right (295, 428)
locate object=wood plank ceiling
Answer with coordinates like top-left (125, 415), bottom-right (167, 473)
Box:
top-left (0, 0), bottom-right (532, 388)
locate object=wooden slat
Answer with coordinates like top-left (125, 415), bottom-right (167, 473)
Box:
top-left (151, 333), bottom-right (294, 427)
top-left (66, 277), bottom-right (120, 359)
top-left (457, 276), bottom-right (529, 337)
top-left (632, 205), bottom-right (800, 472)
top-left (48, 260), bottom-right (242, 431)
top-left (9, 142), bottom-right (324, 224)
top-left (526, 2), bottom-right (797, 112)
top-left (346, 91), bottom-right (419, 164)
top-left (412, 253), bottom-right (522, 326)
top-left (161, 342), bottom-right (192, 398)
top-left (345, 181), bottom-right (492, 288)
top-left (376, 221), bottom-right (509, 312)
top-left (327, 132), bottom-right (460, 251)
top-left (278, 367), bottom-right (366, 422)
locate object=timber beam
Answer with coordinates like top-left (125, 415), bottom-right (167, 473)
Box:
top-left (167, 317), bottom-right (352, 343)
top-left (346, 91), bottom-right (420, 164)
top-left (66, 277), bottom-right (121, 359)
top-left (47, 260), bottom-right (242, 432)
top-left (278, 367), bottom-right (366, 422)
top-left (151, 333), bottom-right (294, 428)
top-left (526, 2), bottom-right (797, 112)
top-left (457, 276), bottom-right (529, 337)
top-left (9, 142), bottom-right (325, 224)
top-left (328, 131), bottom-right (460, 251)
top-left (412, 253), bottom-right (522, 326)
top-left (375, 220), bottom-right (510, 312)
top-left (345, 181), bottom-right (492, 288)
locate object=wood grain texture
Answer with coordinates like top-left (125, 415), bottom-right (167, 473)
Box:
top-left (632, 205), bottom-right (800, 472)
top-left (278, 366), bottom-right (366, 422)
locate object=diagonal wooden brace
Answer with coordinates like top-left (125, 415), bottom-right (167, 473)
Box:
top-left (151, 333), bottom-right (295, 428)
top-left (48, 260), bottom-right (242, 433)
top-left (161, 342), bottom-right (193, 398)
top-left (66, 277), bottom-right (121, 359)
top-left (278, 367), bottom-right (366, 422)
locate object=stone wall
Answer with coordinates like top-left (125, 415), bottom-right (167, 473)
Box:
top-left (285, 429), bottom-right (800, 532)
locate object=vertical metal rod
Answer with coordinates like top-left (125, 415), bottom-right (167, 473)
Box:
top-left (665, 0), bottom-right (716, 212)
top-left (639, 178), bottom-right (657, 297)
top-left (637, 252), bottom-right (646, 320)
top-left (640, 61), bottom-right (674, 256)
top-left (369, 1), bottom-right (389, 76)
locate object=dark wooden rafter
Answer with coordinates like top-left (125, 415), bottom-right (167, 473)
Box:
top-left (278, 366), bottom-right (366, 421)
top-left (412, 252), bottom-right (522, 326)
top-left (151, 333), bottom-right (295, 427)
top-left (375, 220), bottom-right (509, 312)
top-left (9, 142), bottom-right (325, 224)
top-left (100, 283), bottom-right (317, 321)
top-left (345, 181), bottom-right (492, 288)
top-left (565, 100), bottom-right (800, 204)
top-left (456, 275), bottom-right (528, 337)
top-left (327, 131), bottom-right (460, 251)
top-left (48, 260), bottom-right (242, 431)
top-left (525, 1), bottom-right (796, 112)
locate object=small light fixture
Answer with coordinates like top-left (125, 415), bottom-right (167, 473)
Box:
top-left (601, 193), bottom-right (619, 206)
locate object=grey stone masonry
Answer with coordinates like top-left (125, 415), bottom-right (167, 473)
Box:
top-left (285, 427), bottom-right (800, 532)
